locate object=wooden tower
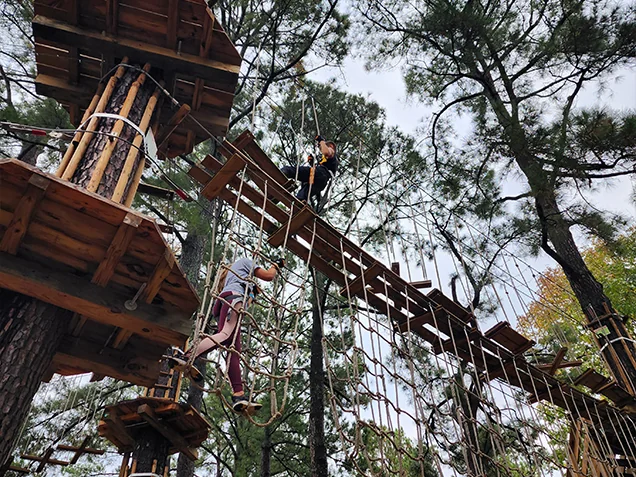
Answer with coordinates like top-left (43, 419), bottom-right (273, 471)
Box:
top-left (0, 0), bottom-right (241, 471)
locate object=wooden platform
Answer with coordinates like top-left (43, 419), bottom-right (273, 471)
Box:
top-left (32, 0), bottom-right (241, 157)
top-left (187, 130), bottom-right (636, 454)
top-left (0, 159), bottom-right (200, 386)
top-left (98, 397), bottom-right (209, 460)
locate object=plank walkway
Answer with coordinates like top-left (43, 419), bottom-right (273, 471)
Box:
top-left (189, 130), bottom-right (636, 455)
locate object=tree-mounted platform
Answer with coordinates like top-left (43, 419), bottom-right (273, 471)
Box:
top-left (0, 159), bottom-right (200, 386)
top-left (32, 0), bottom-right (241, 157)
top-left (98, 397), bottom-right (210, 461)
top-left (187, 130), bottom-right (636, 455)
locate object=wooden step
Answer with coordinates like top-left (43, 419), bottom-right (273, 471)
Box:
top-left (484, 321), bottom-right (535, 355)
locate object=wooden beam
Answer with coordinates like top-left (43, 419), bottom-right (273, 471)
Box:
top-left (0, 251), bottom-right (190, 344)
top-left (111, 328), bottom-right (134, 350)
top-left (58, 437), bottom-right (105, 464)
top-left (200, 11), bottom-right (214, 58)
top-left (138, 182), bottom-right (175, 200)
top-left (92, 213), bottom-right (142, 287)
top-left (268, 206), bottom-right (314, 248)
top-left (549, 347), bottom-right (568, 375)
top-left (410, 279), bottom-right (433, 289)
top-left (142, 249), bottom-right (175, 304)
top-left (52, 335), bottom-right (161, 387)
top-left (167, 0), bottom-right (179, 50)
top-left (137, 404), bottom-right (198, 461)
top-left (106, 0), bottom-right (119, 34)
top-left (200, 154), bottom-right (246, 200)
top-left (339, 262), bottom-right (383, 298)
top-left (0, 174), bottom-right (50, 254)
top-left (156, 104), bottom-right (191, 151)
top-left (99, 414), bottom-right (135, 451)
top-left (536, 360), bottom-right (583, 372)
top-left (32, 15), bottom-right (240, 91)
top-left (21, 448), bottom-right (70, 471)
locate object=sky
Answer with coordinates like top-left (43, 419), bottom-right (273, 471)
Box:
top-left (312, 56), bottom-right (636, 222)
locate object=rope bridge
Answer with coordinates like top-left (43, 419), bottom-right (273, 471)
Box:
top-left (183, 129), bottom-right (636, 476)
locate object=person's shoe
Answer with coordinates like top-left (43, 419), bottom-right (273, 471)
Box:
top-left (231, 394), bottom-right (262, 413)
top-left (166, 348), bottom-right (203, 383)
top-left (166, 348), bottom-right (188, 372)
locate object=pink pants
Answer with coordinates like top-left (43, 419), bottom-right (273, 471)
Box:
top-left (192, 291), bottom-right (243, 393)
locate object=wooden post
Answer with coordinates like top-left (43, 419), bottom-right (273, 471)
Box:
top-left (111, 86), bottom-right (161, 203)
top-left (87, 64), bottom-right (151, 193)
top-left (56, 83), bottom-right (105, 177)
top-left (61, 60), bottom-right (128, 181)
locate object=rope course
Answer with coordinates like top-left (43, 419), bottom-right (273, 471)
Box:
top-left (4, 61), bottom-right (636, 477)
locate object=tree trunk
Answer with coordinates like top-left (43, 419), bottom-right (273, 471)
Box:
top-left (177, 230), bottom-right (209, 477)
top-left (133, 428), bottom-right (171, 474)
top-left (0, 66), bottom-right (155, 470)
top-left (309, 272), bottom-right (329, 477)
top-left (17, 141), bottom-right (42, 166)
top-left (500, 111), bottom-right (636, 393)
top-left (535, 189), bottom-right (636, 391)
top-left (260, 424), bottom-right (273, 477)
top-left (0, 291), bottom-right (71, 469)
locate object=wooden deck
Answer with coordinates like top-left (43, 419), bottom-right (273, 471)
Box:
top-left (32, 0), bottom-right (241, 157)
top-left (188, 130), bottom-right (636, 454)
top-left (0, 159), bottom-right (200, 386)
top-left (98, 397), bottom-right (209, 460)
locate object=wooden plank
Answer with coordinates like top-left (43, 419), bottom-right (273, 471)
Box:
top-left (549, 347), bottom-right (568, 375)
top-left (137, 404), bottom-right (198, 460)
top-left (339, 262), bottom-right (383, 297)
top-left (92, 213), bottom-right (143, 286)
top-left (187, 164), bottom-right (212, 185)
top-left (410, 279), bottom-right (432, 289)
top-left (0, 251), bottom-right (189, 344)
top-left (268, 206), bottom-right (315, 248)
top-left (0, 174), bottom-right (50, 254)
top-left (167, 0), bottom-right (179, 49)
top-left (574, 369), bottom-right (611, 393)
top-left (138, 182), bottom-right (175, 200)
top-left (156, 104), bottom-right (191, 151)
top-left (200, 154), bottom-right (246, 200)
top-left (536, 360), bottom-right (583, 372)
top-left (142, 249), bottom-right (175, 304)
top-left (99, 415), bottom-right (135, 451)
top-left (33, 15), bottom-right (240, 91)
top-left (112, 329), bottom-right (134, 349)
top-left (52, 335), bottom-right (161, 387)
top-left (484, 321), bottom-right (535, 355)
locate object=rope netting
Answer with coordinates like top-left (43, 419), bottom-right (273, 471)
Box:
top-left (5, 62), bottom-right (636, 477)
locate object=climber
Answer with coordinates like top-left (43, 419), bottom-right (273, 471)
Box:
top-left (169, 256), bottom-right (284, 413)
top-left (280, 135), bottom-right (338, 206)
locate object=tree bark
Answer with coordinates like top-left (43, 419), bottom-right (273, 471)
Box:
top-left (309, 272), bottom-right (329, 477)
top-left (0, 66), bottom-right (155, 470)
top-left (0, 291), bottom-right (71, 469)
top-left (488, 92), bottom-right (636, 393)
top-left (133, 428), bottom-right (171, 474)
top-left (177, 230), bottom-right (209, 477)
top-left (260, 424), bottom-right (273, 477)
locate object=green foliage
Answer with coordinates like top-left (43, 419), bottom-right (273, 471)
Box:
top-left (519, 228), bottom-right (636, 372)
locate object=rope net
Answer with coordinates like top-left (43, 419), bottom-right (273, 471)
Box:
top-left (181, 144), bottom-right (636, 476)
top-left (5, 63), bottom-right (636, 476)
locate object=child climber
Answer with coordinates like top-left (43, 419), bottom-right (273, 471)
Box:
top-left (280, 135), bottom-right (338, 204)
top-left (170, 256), bottom-right (284, 413)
